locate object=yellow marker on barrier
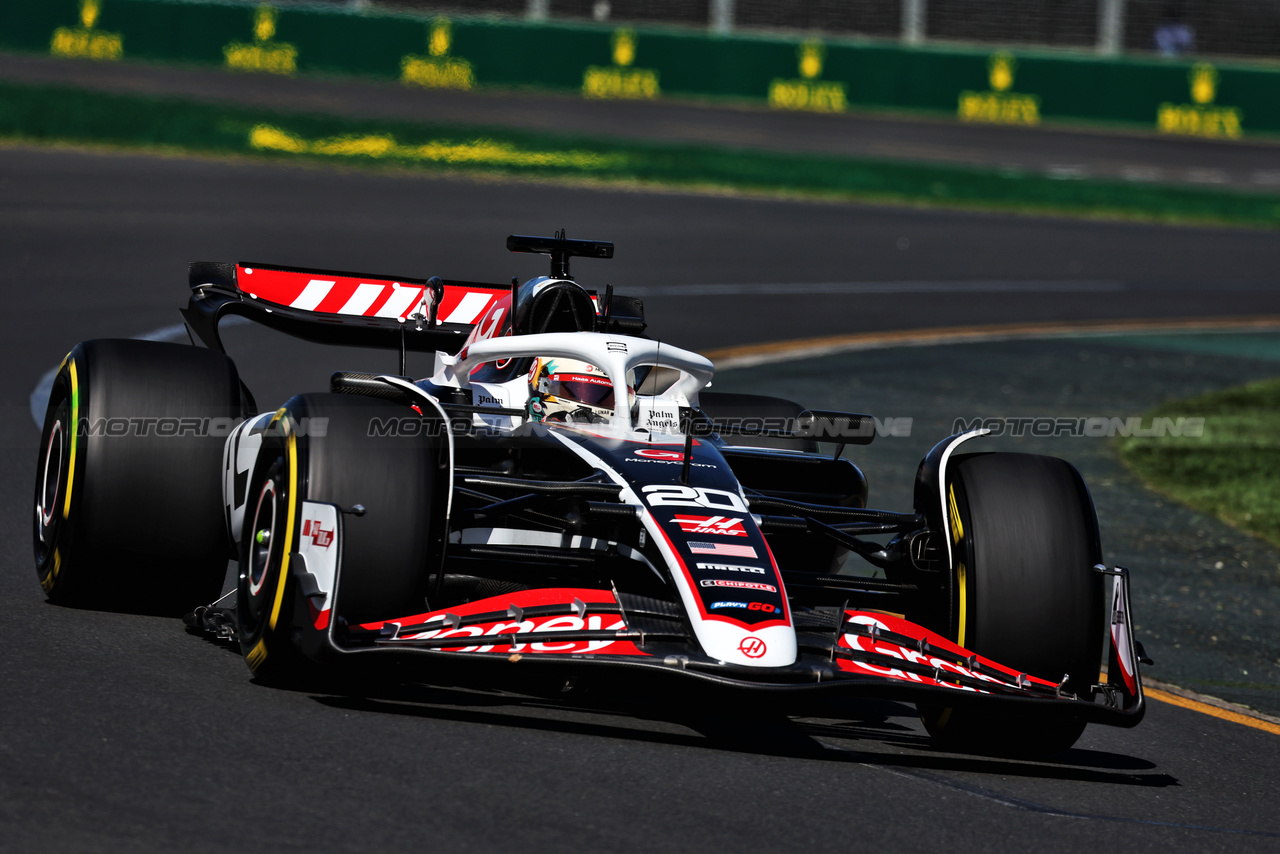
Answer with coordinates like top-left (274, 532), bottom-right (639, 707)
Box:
top-left (401, 18), bottom-right (475, 91)
top-left (51, 0), bottom-right (124, 62)
top-left (1157, 63), bottom-right (1243, 139)
top-left (583, 29), bottom-right (660, 100)
top-left (768, 40), bottom-right (847, 113)
top-left (957, 52), bottom-right (1040, 126)
top-left (224, 6), bottom-right (298, 76)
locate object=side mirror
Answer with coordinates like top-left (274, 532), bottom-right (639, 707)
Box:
top-left (795, 410), bottom-right (876, 459)
top-left (795, 410), bottom-right (877, 446)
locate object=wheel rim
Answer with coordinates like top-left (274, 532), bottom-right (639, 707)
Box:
top-left (247, 480), bottom-right (278, 596)
top-left (239, 459), bottom-right (286, 638)
top-left (34, 398), bottom-right (70, 567)
top-left (36, 419), bottom-right (65, 538)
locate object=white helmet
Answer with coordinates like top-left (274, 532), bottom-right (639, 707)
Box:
top-left (527, 357), bottom-right (633, 424)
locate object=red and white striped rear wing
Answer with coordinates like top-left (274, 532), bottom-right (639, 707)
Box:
top-left (181, 261), bottom-right (511, 356)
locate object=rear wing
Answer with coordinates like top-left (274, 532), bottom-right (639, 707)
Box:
top-left (180, 261), bottom-right (643, 359)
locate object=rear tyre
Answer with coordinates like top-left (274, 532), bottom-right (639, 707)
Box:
top-left (919, 452), bottom-right (1103, 756)
top-left (33, 339), bottom-right (243, 614)
top-left (237, 393), bottom-right (446, 684)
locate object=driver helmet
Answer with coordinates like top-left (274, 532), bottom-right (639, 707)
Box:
top-left (528, 357), bottom-right (633, 424)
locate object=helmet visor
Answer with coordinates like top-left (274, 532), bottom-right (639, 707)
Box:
top-left (546, 373), bottom-right (615, 408)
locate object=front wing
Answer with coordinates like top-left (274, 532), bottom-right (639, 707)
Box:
top-left (307, 571), bottom-right (1145, 726)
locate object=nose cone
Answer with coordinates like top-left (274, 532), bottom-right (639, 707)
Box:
top-left (696, 619), bottom-right (798, 668)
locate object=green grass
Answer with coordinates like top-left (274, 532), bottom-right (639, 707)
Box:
top-left (3, 78), bottom-right (1280, 227)
top-left (1118, 378), bottom-right (1280, 547)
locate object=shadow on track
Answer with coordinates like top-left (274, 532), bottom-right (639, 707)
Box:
top-left (307, 682), bottom-right (1175, 790)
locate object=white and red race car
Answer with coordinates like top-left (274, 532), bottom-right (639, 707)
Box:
top-left (33, 233), bottom-right (1144, 755)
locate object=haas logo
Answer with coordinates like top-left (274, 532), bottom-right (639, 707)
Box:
top-left (302, 519), bottom-right (333, 549)
top-left (672, 515), bottom-right (746, 537)
top-left (738, 637), bottom-right (767, 658)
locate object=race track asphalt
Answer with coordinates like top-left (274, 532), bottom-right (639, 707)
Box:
top-left (3, 143), bottom-right (1280, 851)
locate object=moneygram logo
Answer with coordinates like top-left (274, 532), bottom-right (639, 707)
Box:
top-left (635, 448), bottom-right (683, 461)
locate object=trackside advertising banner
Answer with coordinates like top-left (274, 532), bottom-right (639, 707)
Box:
top-left (4, 0), bottom-right (1279, 138)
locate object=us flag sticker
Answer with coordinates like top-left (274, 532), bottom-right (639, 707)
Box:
top-left (688, 541), bottom-right (757, 559)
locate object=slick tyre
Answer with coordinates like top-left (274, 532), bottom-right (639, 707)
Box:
top-left (920, 452), bottom-right (1104, 756)
top-left (33, 339), bottom-right (243, 614)
top-left (237, 450), bottom-right (311, 685)
top-left (237, 393), bottom-right (446, 684)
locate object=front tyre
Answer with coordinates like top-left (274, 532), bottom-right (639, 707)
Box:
top-left (920, 452), bottom-right (1104, 756)
top-left (237, 447), bottom-right (311, 684)
top-left (236, 393), bottom-right (446, 684)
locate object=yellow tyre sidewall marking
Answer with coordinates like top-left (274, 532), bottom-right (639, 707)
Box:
top-left (934, 559), bottom-right (967, 732)
top-left (947, 482), bottom-right (963, 544)
top-left (62, 358), bottom-right (79, 520)
top-left (247, 638), bottom-right (269, 671)
top-left (948, 483), bottom-right (968, 648)
top-left (267, 412), bottom-right (298, 633)
top-left (925, 486), bottom-right (968, 733)
top-left (41, 549), bottom-right (62, 593)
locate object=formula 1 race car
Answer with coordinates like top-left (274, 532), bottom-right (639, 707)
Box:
top-left (33, 233), bottom-right (1145, 755)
